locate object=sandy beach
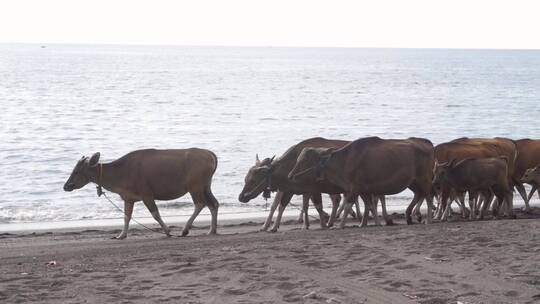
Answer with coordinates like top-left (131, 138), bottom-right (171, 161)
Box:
top-left (1, 210), bottom-right (540, 304)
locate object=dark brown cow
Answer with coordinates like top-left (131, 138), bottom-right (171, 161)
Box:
top-left (238, 138), bottom-right (353, 232)
top-left (238, 137), bottom-right (386, 232)
top-left (288, 137), bottom-right (435, 228)
top-left (64, 149), bottom-right (219, 238)
top-left (514, 139), bottom-right (540, 211)
top-left (433, 157), bottom-right (510, 219)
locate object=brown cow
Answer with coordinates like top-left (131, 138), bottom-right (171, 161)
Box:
top-left (63, 149), bottom-right (219, 239)
top-left (288, 137), bottom-right (435, 228)
top-left (451, 137), bottom-right (517, 215)
top-left (433, 157), bottom-right (510, 219)
top-left (514, 139), bottom-right (540, 211)
top-left (434, 138), bottom-right (517, 219)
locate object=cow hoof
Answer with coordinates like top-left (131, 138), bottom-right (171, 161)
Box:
top-left (113, 233), bottom-right (127, 240)
top-left (406, 217), bottom-right (413, 225)
top-left (181, 230), bottom-right (189, 237)
top-left (269, 227), bottom-right (278, 233)
top-left (386, 220), bottom-right (394, 226)
top-left (259, 227), bottom-right (269, 232)
top-left (207, 230), bottom-right (217, 235)
top-left (302, 225), bottom-right (309, 230)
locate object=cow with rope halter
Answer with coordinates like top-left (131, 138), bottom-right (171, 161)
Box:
top-left (63, 148), bottom-right (219, 239)
top-left (238, 137), bottom-right (390, 232)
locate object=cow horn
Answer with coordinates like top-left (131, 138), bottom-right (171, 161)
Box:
top-left (255, 154), bottom-right (261, 165)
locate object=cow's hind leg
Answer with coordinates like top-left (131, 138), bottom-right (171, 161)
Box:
top-left (406, 192), bottom-right (422, 225)
top-left (376, 195), bottom-right (393, 225)
top-left (143, 198), bottom-right (171, 237)
top-left (204, 187), bottom-right (220, 235)
top-left (311, 193), bottom-right (328, 229)
top-left (183, 192), bottom-right (205, 236)
top-left (114, 200), bottom-right (135, 239)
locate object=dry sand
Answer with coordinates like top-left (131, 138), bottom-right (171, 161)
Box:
top-left (2, 210), bottom-right (540, 304)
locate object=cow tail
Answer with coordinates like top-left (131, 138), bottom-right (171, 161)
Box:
top-left (210, 151), bottom-right (218, 176)
top-left (204, 150), bottom-right (219, 209)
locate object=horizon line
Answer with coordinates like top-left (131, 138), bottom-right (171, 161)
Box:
top-left (1, 41), bottom-right (540, 51)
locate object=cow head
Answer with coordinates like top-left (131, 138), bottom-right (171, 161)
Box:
top-left (521, 165), bottom-right (540, 185)
top-left (288, 147), bottom-right (333, 182)
top-left (238, 154), bottom-right (275, 203)
top-left (432, 159), bottom-right (457, 188)
top-left (63, 152), bottom-right (100, 192)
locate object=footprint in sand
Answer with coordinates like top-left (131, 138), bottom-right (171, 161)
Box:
top-left (383, 258), bottom-right (406, 265)
top-left (223, 288), bottom-right (248, 295)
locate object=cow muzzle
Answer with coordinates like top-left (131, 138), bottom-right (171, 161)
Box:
top-left (238, 192), bottom-right (250, 203)
top-left (63, 183), bottom-right (75, 192)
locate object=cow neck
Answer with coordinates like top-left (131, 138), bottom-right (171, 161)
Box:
top-left (321, 153), bottom-right (348, 190)
top-left (266, 160), bottom-right (281, 190)
top-left (90, 162), bottom-right (119, 195)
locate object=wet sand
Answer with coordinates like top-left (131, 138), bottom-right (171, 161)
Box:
top-left (2, 210), bottom-right (540, 304)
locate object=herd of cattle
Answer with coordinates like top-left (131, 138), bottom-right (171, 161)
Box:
top-left (63, 137), bottom-right (540, 239)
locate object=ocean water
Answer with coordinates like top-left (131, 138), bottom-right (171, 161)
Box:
top-left (1, 44), bottom-right (540, 227)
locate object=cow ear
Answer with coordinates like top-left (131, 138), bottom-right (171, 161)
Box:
top-left (88, 152), bottom-right (100, 167)
top-left (270, 155), bottom-right (275, 162)
top-left (255, 154), bottom-right (261, 165)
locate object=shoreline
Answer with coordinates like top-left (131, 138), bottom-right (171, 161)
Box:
top-left (2, 209), bottom-right (540, 303)
top-left (0, 199), bottom-right (532, 234)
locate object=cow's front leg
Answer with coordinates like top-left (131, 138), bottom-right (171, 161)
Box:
top-left (327, 194), bottom-right (341, 227)
top-left (114, 200), bottom-right (134, 239)
top-left (270, 192), bottom-right (293, 232)
top-left (144, 198), bottom-right (171, 237)
top-left (301, 194), bottom-right (310, 230)
top-left (261, 191), bottom-right (282, 231)
top-left (310, 193), bottom-right (328, 229)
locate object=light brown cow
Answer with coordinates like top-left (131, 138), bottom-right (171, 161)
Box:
top-left (433, 157), bottom-right (511, 219)
top-left (288, 137), bottom-right (435, 228)
top-left (514, 139), bottom-right (540, 211)
top-left (434, 138), bottom-right (517, 219)
top-left (451, 137), bottom-right (517, 215)
top-left (64, 149), bottom-right (219, 239)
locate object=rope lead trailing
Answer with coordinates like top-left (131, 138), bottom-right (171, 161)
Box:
top-left (100, 190), bottom-right (175, 236)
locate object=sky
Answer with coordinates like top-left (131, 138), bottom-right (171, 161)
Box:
top-left (0, 0), bottom-right (539, 49)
